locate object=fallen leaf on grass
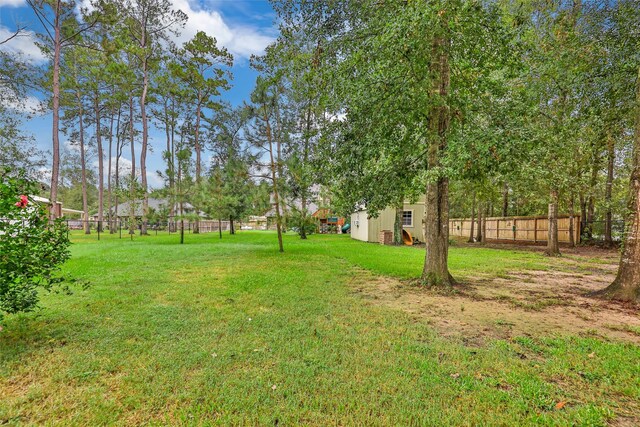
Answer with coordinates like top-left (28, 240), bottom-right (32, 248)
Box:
top-left (450, 373), bottom-right (460, 379)
top-left (555, 401), bottom-right (567, 410)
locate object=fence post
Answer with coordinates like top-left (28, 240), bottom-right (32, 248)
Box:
top-left (496, 219), bottom-right (500, 240)
top-left (534, 218), bottom-right (538, 243)
top-left (513, 219), bottom-right (517, 241)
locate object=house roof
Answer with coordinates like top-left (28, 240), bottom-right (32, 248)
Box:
top-left (31, 195), bottom-right (62, 205)
top-left (107, 198), bottom-right (201, 217)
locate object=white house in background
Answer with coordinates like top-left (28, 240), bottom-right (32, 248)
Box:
top-left (32, 195), bottom-right (85, 219)
top-left (350, 199), bottom-right (426, 243)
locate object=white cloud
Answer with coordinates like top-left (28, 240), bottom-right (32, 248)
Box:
top-left (0, 25), bottom-right (47, 64)
top-left (0, 89), bottom-right (45, 115)
top-left (64, 140), bottom-right (80, 152)
top-left (107, 158), bottom-right (162, 188)
top-left (111, 157), bottom-right (133, 177)
top-left (74, 0), bottom-right (273, 59)
top-left (171, 0), bottom-right (274, 59)
top-left (37, 166), bottom-right (51, 183)
top-left (0, 0), bottom-right (26, 7)
top-left (146, 171), bottom-right (164, 189)
top-left (21, 95), bottom-right (43, 113)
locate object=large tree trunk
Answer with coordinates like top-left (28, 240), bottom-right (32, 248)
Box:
top-left (300, 196), bottom-right (308, 240)
top-left (569, 195), bottom-right (576, 247)
top-left (394, 203), bottom-right (403, 245)
top-left (171, 97), bottom-right (176, 210)
top-left (107, 106), bottom-right (115, 233)
top-left (129, 96), bottom-right (136, 235)
top-left (113, 111), bottom-right (123, 229)
top-left (476, 201), bottom-right (482, 243)
top-left (545, 189), bottom-right (561, 256)
top-left (140, 57), bottom-right (149, 236)
top-left (604, 133), bottom-right (615, 247)
top-left (502, 183), bottom-right (509, 217)
top-left (481, 205), bottom-right (487, 243)
top-left (95, 97), bottom-right (104, 232)
top-left (580, 194), bottom-right (587, 240)
top-left (49, 0), bottom-right (62, 219)
top-left (163, 98), bottom-right (175, 220)
top-left (115, 108), bottom-right (122, 231)
top-left (468, 193), bottom-right (475, 243)
top-left (265, 112), bottom-right (284, 253)
top-left (423, 175), bottom-right (452, 285)
top-left (597, 67), bottom-right (640, 302)
top-left (78, 97), bottom-right (90, 235)
top-left (421, 26), bottom-right (454, 286)
top-left (193, 96), bottom-right (203, 234)
top-left (300, 105), bottom-right (312, 240)
top-left (178, 155), bottom-right (184, 244)
top-left (586, 150), bottom-right (600, 240)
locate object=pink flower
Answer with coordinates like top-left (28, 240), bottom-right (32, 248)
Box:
top-left (15, 195), bottom-right (28, 208)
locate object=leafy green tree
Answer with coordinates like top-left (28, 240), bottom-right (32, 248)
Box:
top-left (246, 73), bottom-right (289, 253)
top-left (594, 0), bottom-right (640, 302)
top-left (196, 168), bottom-right (231, 239)
top-left (274, 0), bottom-right (515, 284)
top-left (58, 146), bottom-right (98, 212)
top-left (27, 0), bottom-right (100, 217)
top-left (517, 0), bottom-right (594, 255)
top-left (0, 26), bottom-right (44, 179)
top-left (172, 31), bottom-right (233, 183)
top-left (60, 45), bottom-right (94, 233)
top-left (151, 61), bottom-right (185, 218)
top-left (208, 106), bottom-right (252, 234)
top-left (170, 31), bottom-right (233, 233)
top-left (121, 0), bottom-right (186, 234)
top-left (0, 115), bottom-right (45, 178)
top-left (249, 180), bottom-right (272, 216)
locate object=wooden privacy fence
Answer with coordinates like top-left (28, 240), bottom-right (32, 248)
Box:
top-left (449, 215), bottom-right (581, 245)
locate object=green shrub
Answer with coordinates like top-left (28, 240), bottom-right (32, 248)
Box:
top-left (288, 210), bottom-right (318, 237)
top-left (0, 169), bottom-right (71, 322)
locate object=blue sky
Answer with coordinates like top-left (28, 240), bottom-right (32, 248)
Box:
top-left (0, 0), bottom-right (277, 188)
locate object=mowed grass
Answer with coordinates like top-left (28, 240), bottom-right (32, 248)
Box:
top-left (1, 231), bottom-right (638, 425)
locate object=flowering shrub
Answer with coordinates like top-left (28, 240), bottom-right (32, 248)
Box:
top-left (0, 168), bottom-right (71, 322)
top-left (15, 194), bottom-right (28, 208)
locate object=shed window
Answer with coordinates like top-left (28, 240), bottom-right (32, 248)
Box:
top-left (402, 210), bottom-right (413, 227)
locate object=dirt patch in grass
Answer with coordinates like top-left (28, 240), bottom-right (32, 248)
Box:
top-left (349, 250), bottom-right (640, 346)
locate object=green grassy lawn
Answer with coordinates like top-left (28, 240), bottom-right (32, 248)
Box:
top-left (1, 232), bottom-right (638, 425)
